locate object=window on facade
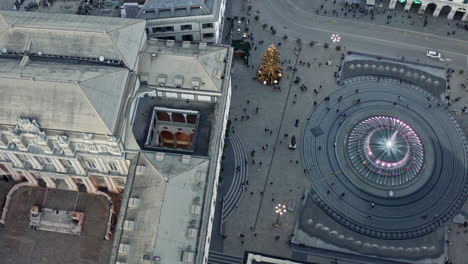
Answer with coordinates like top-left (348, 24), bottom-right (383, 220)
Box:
top-left (202, 23), bottom-right (213, 29)
top-left (75, 143), bottom-right (84, 150)
top-left (180, 24), bottom-right (192, 30)
top-left (86, 145), bottom-right (97, 152)
top-left (152, 26), bottom-right (174, 33)
top-left (74, 177), bottom-right (84, 184)
top-left (202, 33), bottom-right (214, 39)
top-left (91, 175), bottom-right (106, 186)
top-left (157, 36), bottom-right (176, 40)
top-left (109, 162), bottom-right (118, 171)
top-left (114, 178), bottom-right (126, 187)
top-left (99, 146), bottom-right (109, 153)
top-left (85, 160), bottom-right (97, 169)
top-left (182, 34), bottom-right (194, 41)
top-left (0, 164), bottom-right (9, 173)
top-left (38, 157), bottom-right (52, 164)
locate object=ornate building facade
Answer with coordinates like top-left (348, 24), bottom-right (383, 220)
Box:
top-left (0, 118), bottom-right (129, 193)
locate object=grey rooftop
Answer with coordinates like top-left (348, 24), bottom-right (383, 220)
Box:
top-left (0, 11), bottom-right (146, 70)
top-left (0, 58), bottom-right (130, 135)
top-left (139, 39), bottom-right (230, 93)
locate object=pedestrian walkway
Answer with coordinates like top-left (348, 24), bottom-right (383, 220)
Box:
top-left (208, 250), bottom-right (243, 264)
top-left (221, 131), bottom-right (249, 224)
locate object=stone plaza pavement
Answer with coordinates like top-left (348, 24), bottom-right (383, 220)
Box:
top-left (0, 186), bottom-right (113, 264)
top-left (222, 18), bottom-right (344, 258)
top-left (215, 0), bottom-right (468, 262)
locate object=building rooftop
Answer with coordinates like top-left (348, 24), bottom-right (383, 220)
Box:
top-left (139, 39), bottom-right (229, 93)
top-left (0, 58), bottom-right (130, 135)
top-left (0, 11), bottom-right (146, 70)
top-left (115, 152), bottom-right (209, 263)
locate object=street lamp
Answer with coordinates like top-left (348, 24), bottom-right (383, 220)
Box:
top-left (274, 204), bottom-right (287, 227)
top-left (331, 34), bottom-right (341, 43)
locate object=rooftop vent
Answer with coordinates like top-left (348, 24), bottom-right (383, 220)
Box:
top-left (128, 198), bottom-right (141, 208)
top-left (186, 227), bottom-right (199, 238)
top-left (182, 155), bottom-right (191, 164)
top-left (181, 250), bottom-right (195, 263)
top-left (136, 165), bottom-right (147, 175)
top-left (182, 41), bottom-right (191, 48)
top-left (191, 204), bottom-right (201, 215)
top-left (123, 220), bottom-right (135, 231)
top-left (190, 219), bottom-right (199, 228)
top-left (155, 152), bottom-right (165, 161)
top-left (157, 74), bottom-right (167, 87)
top-left (118, 244), bottom-right (130, 255)
top-left (166, 40), bottom-right (175, 47)
top-left (191, 77), bottom-right (201, 90)
top-left (174, 75), bottom-right (184, 88)
top-left (198, 43), bottom-right (207, 50)
top-left (148, 39), bottom-right (158, 45)
top-left (213, 68), bottom-right (222, 79)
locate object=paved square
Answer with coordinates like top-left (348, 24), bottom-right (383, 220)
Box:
top-left (0, 186), bottom-right (112, 264)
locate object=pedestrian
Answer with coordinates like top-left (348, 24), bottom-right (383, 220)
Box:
top-left (275, 235), bottom-right (280, 240)
top-left (252, 159), bottom-right (255, 165)
top-left (256, 107), bottom-right (259, 113)
top-left (247, 100), bottom-right (250, 104)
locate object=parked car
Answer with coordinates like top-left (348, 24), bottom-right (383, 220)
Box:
top-left (426, 50), bottom-right (441, 59)
top-left (289, 135), bottom-right (297, 150)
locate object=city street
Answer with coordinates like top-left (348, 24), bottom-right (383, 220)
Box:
top-left (253, 0), bottom-right (468, 69)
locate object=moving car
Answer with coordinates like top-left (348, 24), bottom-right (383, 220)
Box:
top-left (426, 50), bottom-right (441, 59)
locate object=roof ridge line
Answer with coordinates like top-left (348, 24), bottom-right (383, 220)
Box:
top-left (196, 52), bottom-right (219, 90)
top-left (79, 68), bottom-right (126, 84)
top-left (105, 19), bottom-right (145, 34)
top-left (166, 159), bottom-right (209, 180)
top-left (141, 153), bottom-right (166, 181)
top-left (105, 31), bottom-right (131, 69)
top-left (75, 79), bottom-right (113, 135)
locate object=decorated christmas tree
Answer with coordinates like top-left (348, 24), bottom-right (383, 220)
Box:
top-left (257, 44), bottom-right (283, 85)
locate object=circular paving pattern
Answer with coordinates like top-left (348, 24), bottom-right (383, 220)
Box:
top-left (302, 76), bottom-right (468, 240)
